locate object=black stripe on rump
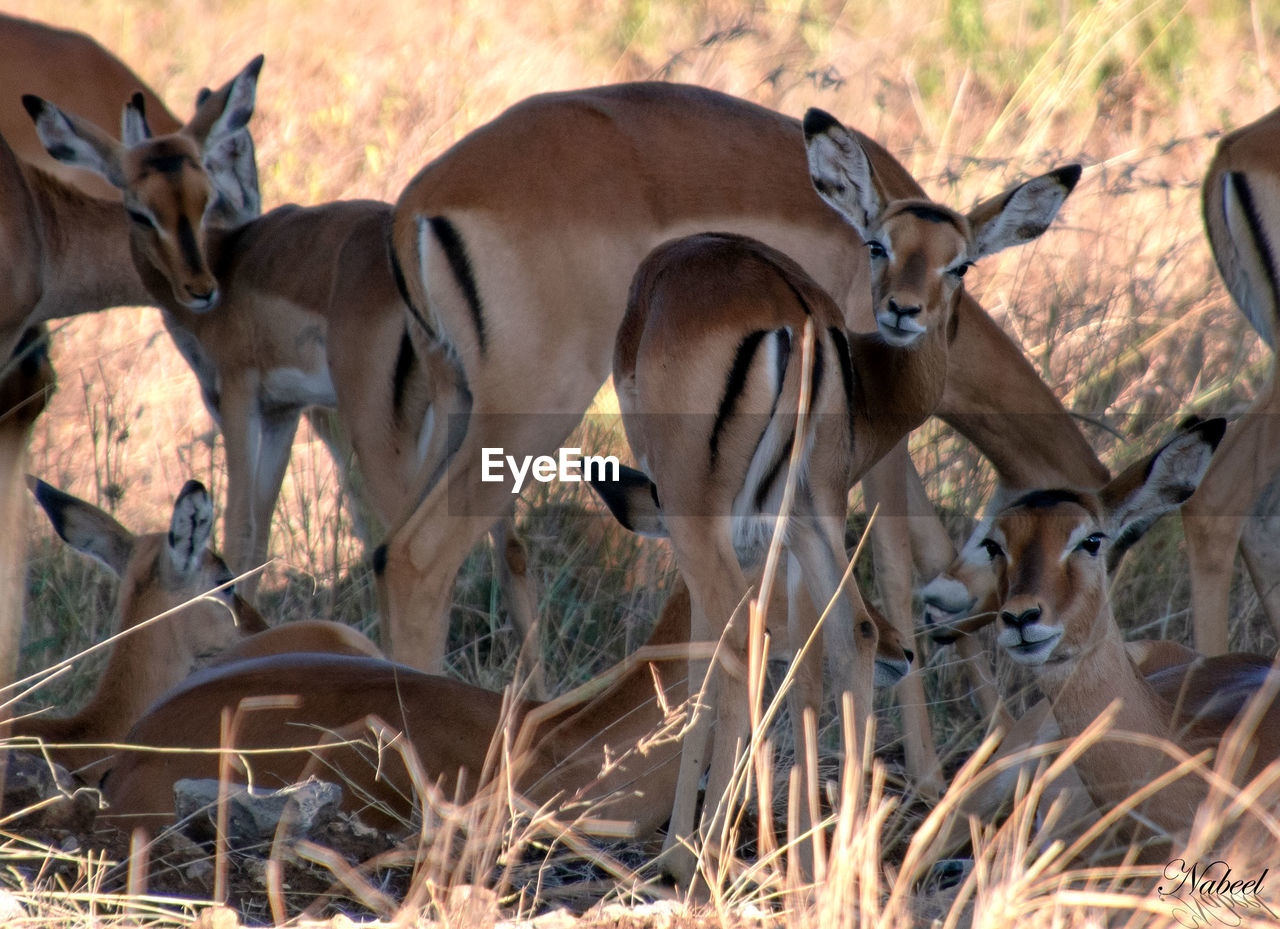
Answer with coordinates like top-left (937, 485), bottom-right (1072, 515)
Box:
top-left (1228, 171), bottom-right (1280, 336)
top-left (711, 330), bottom-right (769, 469)
top-left (429, 216), bottom-right (487, 355)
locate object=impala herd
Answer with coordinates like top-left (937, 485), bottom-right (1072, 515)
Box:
top-left (1, 10), bottom-right (1279, 900)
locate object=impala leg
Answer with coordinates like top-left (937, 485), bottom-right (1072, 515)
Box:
top-left (658, 516), bottom-right (750, 888)
top-left (0, 329), bottom-right (53, 793)
top-left (490, 516), bottom-right (545, 698)
top-left (1240, 473), bottom-right (1280, 635)
top-left (220, 379), bottom-right (301, 604)
top-left (305, 407), bottom-right (386, 549)
top-left (377, 408), bottom-right (582, 672)
top-left (863, 444), bottom-right (943, 799)
top-left (1183, 380), bottom-right (1280, 654)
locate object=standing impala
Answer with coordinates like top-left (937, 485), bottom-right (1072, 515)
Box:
top-left (383, 82), bottom-right (1107, 794)
top-left (1183, 104), bottom-right (1280, 655)
top-left (982, 417), bottom-right (1280, 850)
top-left (591, 108), bottom-right (1080, 881)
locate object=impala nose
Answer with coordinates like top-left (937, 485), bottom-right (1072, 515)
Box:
top-left (888, 298), bottom-right (921, 319)
top-left (1000, 606), bottom-right (1042, 630)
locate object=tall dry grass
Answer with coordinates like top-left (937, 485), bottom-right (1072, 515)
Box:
top-left (5, 0), bottom-right (1280, 924)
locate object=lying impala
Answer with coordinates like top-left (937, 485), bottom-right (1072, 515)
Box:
top-left (980, 417), bottom-right (1280, 851)
top-left (1183, 104), bottom-right (1280, 655)
top-left (6, 476), bottom-right (384, 786)
top-left (589, 108), bottom-right (1079, 881)
top-left (100, 572), bottom-right (909, 839)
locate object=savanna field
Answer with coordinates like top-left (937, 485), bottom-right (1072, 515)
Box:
top-left (4, 0), bottom-right (1280, 925)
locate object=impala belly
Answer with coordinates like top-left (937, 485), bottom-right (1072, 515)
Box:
top-left (261, 365), bottom-right (336, 411)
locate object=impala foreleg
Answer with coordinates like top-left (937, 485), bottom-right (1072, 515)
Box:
top-left (219, 379), bottom-right (301, 603)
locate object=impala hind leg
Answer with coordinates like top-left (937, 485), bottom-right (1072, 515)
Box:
top-left (377, 409), bottom-right (582, 672)
top-left (658, 516), bottom-right (752, 888)
top-left (863, 445), bottom-right (943, 798)
top-left (1183, 386), bottom-right (1280, 654)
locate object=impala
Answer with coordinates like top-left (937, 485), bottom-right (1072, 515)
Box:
top-left (379, 82), bottom-right (1107, 797)
top-left (588, 108), bottom-right (1079, 880)
top-left (981, 417), bottom-right (1280, 850)
top-left (1183, 104), bottom-right (1280, 655)
top-left (100, 570), bottom-right (909, 840)
top-left (6, 476), bottom-right (386, 785)
top-left (8, 477), bottom-right (268, 783)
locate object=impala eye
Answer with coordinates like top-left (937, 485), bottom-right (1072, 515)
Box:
top-left (866, 241), bottom-right (888, 259)
top-left (979, 538), bottom-right (1004, 561)
top-left (126, 208), bottom-right (155, 228)
top-left (949, 262), bottom-right (972, 278)
top-left (1076, 533), bottom-right (1105, 556)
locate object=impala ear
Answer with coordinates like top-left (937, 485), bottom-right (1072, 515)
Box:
top-left (28, 476), bottom-right (135, 577)
top-left (121, 92), bottom-right (151, 146)
top-left (1101, 417), bottom-right (1227, 541)
top-left (589, 464), bottom-right (667, 537)
top-left (23, 94), bottom-right (127, 188)
top-left (167, 480), bottom-right (214, 577)
top-left (186, 54), bottom-right (263, 149)
top-left (802, 108), bottom-right (887, 239)
top-left (967, 164), bottom-right (1082, 261)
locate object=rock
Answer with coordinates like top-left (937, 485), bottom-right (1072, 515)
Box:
top-left (174, 777), bottom-right (343, 850)
top-left (1, 749), bottom-right (100, 831)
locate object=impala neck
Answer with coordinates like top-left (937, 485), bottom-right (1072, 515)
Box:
top-left (848, 323), bottom-right (949, 467)
top-left (521, 586), bottom-right (689, 810)
top-left (941, 293), bottom-right (1109, 490)
top-left (12, 595), bottom-right (190, 781)
top-left (1037, 606), bottom-right (1206, 833)
top-left (25, 165), bottom-right (154, 317)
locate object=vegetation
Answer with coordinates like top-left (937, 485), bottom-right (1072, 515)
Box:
top-left (5, 0), bottom-right (1280, 924)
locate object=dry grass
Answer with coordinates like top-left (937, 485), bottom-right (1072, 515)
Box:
top-left (5, 0), bottom-right (1280, 924)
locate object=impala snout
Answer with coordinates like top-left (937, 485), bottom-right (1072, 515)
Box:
top-left (180, 277), bottom-right (220, 312)
top-left (996, 601), bottom-right (1063, 665)
top-left (874, 647), bottom-right (913, 687)
top-left (876, 297), bottom-right (928, 345)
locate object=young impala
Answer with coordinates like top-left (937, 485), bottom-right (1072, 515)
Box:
top-left (589, 108), bottom-right (1079, 881)
top-left (981, 417), bottom-right (1280, 851)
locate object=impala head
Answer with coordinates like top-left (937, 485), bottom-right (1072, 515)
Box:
top-left (22, 55), bottom-right (264, 312)
top-left (803, 109), bottom-right (1081, 347)
top-left (29, 476), bottom-right (268, 667)
top-left (980, 418), bottom-right (1225, 675)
